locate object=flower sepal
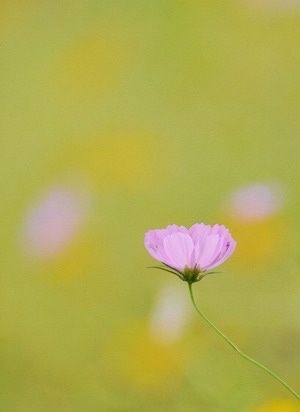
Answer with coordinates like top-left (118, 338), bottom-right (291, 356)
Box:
top-left (149, 262), bottom-right (210, 284)
top-left (182, 264), bottom-right (204, 283)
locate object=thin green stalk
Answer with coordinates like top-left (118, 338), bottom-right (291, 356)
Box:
top-left (188, 282), bottom-right (300, 401)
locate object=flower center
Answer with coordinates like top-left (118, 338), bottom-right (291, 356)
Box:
top-left (183, 264), bottom-right (203, 283)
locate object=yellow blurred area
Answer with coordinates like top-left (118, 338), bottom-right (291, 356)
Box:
top-left (0, 0), bottom-right (34, 37)
top-left (228, 218), bottom-right (286, 264)
top-left (54, 32), bottom-right (128, 99)
top-left (41, 232), bottom-right (104, 282)
top-left (70, 130), bottom-right (173, 191)
top-left (244, 399), bottom-right (300, 412)
top-left (108, 322), bottom-right (183, 394)
top-left (1, 1), bottom-right (300, 410)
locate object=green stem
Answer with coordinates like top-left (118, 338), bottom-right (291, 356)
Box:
top-left (188, 282), bottom-right (300, 401)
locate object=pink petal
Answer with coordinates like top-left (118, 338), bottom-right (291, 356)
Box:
top-left (208, 239), bottom-right (236, 269)
top-left (189, 223), bottom-right (211, 243)
top-left (144, 230), bottom-right (165, 261)
top-left (196, 235), bottom-right (222, 270)
top-left (163, 233), bottom-right (194, 270)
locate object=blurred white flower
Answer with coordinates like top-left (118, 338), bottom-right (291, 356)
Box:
top-left (22, 186), bottom-right (91, 259)
top-left (226, 182), bottom-right (286, 222)
top-left (149, 284), bottom-right (192, 345)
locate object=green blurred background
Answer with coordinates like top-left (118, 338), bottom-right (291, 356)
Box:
top-left (1, 1), bottom-right (300, 411)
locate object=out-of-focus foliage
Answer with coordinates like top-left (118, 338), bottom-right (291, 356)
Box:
top-left (1, 1), bottom-right (300, 411)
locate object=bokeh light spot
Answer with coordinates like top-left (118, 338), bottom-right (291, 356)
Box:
top-left (54, 32), bottom-right (127, 99)
top-left (22, 186), bottom-right (91, 260)
top-left (244, 398), bottom-right (300, 412)
top-left (108, 322), bottom-right (183, 393)
top-left (45, 232), bottom-right (101, 282)
top-left (226, 183), bottom-right (286, 223)
top-left (228, 219), bottom-right (285, 265)
top-left (149, 285), bottom-right (191, 345)
top-left (69, 130), bottom-right (173, 191)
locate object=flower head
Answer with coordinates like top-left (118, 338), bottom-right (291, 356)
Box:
top-left (144, 223), bottom-right (236, 283)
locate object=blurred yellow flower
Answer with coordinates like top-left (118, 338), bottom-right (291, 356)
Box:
top-left (107, 322), bottom-right (184, 394)
top-left (65, 130), bottom-right (173, 191)
top-left (45, 232), bottom-right (101, 281)
top-left (54, 31), bottom-right (128, 99)
top-left (228, 219), bottom-right (282, 264)
top-left (244, 399), bottom-right (300, 412)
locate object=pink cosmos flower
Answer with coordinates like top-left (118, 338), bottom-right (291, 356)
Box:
top-left (144, 223), bottom-right (236, 283)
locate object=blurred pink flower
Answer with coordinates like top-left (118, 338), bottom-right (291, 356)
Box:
top-left (23, 187), bottom-right (90, 259)
top-left (227, 183), bottom-right (285, 222)
top-left (144, 223), bottom-right (236, 283)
